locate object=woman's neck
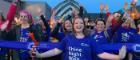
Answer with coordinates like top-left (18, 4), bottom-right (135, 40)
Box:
top-left (97, 30), bottom-right (103, 33)
top-left (75, 32), bottom-right (85, 39)
top-left (21, 23), bottom-right (30, 29)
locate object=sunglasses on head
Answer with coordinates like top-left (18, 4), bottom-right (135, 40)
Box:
top-left (20, 15), bottom-right (28, 18)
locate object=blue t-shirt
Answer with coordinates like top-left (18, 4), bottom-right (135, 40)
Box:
top-left (92, 30), bottom-right (110, 44)
top-left (58, 34), bottom-right (103, 60)
top-left (113, 26), bottom-right (136, 43)
top-left (19, 28), bottom-right (32, 59)
top-left (130, 33), bottom-right (140, 60)
top-left (19, 28), bottom-right (31, 42)
top-left (131, 33), bottom-right (140, 43)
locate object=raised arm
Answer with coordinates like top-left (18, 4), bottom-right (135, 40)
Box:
top-left (105, 5), bottom-right (111, 17)
top-left (105, 14), bottom-right (113, 30)
top-left (78, 5), bottom-right (84, 17)
top-left (50, 9), bottom-right (57, 30)
top-left (51, 19), bottom-right (62, 36)
top-left (100, 3), bottom-right (105, 19)
top-left (40, 15), bottom-right (50, 31)
top-left (6, 1), bottom-right (19, 31)
top-left (0, 1), bottom-right (19, 31)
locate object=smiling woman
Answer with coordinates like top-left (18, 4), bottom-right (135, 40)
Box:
top-left (31, 17), bottom-right (127, 60)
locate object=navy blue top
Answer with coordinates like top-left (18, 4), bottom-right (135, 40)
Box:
top-left (91, 29), bottom-right (113, 44)
top-left (19, 28), bottom-right (31, 42)
top-left (130, 33), bottom-right (140, 60)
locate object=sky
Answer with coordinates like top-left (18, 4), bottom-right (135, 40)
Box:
top-left (23, 0), bottom-right (140, 13)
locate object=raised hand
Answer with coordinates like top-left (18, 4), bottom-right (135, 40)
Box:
top-left (132, 0), bottom-right (138, 4)
top-left (0, 20), bottom-right (9, 31)
top-left (105, 5), bottom-right (109, 12)
top-left (30, 46), bottom-right (38, 58)
top-left (14, 17), bottom-right (21, 25)
top-left (57, 18), bottom-right (63, 23)
top-left (100, 3), bottom-right (105, 12)
top-left (124, 2), bottom-right (128, 11)
top-left (131, 0), bottom-right (138, 7)
top-left (52, 9), bottom-right (56, 16)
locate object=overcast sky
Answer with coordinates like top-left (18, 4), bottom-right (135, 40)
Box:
top-left (23, 0), bottom-right (140, 13)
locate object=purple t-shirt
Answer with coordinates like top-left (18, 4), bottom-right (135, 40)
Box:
top-left (92, 31), bottom-right (109, 44)
top-left (131, 33), bottom-right (140, 60)
top-left (58, 34), bottom-right (103, 60)
top-left (113, 26), bottom-right (136, 43)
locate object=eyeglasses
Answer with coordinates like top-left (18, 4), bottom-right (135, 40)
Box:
top-left (19, 15), bottom-right (28, 18)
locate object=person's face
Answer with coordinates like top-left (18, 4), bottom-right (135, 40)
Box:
top-left (64, 20), bottom-right (72, 31)
top-left (19, 12), bottom-right (29, 24)
top-left (74, 18), bottom-right (84, 33)
top-left (96, 21), bottom-right (105, 31)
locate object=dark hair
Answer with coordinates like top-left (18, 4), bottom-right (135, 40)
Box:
top-left (95, 18), bottom-right (106, 25)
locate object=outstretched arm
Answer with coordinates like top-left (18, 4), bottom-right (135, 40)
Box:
top-left (32, 48), bottom-right (62, 58)
top-left (32, 37), bottom-right (66, 58)
top-left (98, 46), bottom-right (126, 60)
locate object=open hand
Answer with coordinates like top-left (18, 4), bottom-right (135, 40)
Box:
top-left (100, 3), bottom-right (105, 12)
top-left (119, 45), bottom-right (127, 59)
top-left (105, 5), bottom-right (109, 12)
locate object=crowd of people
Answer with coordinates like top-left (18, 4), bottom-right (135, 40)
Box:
top-left (0, 0), bottom-right (140, 60)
